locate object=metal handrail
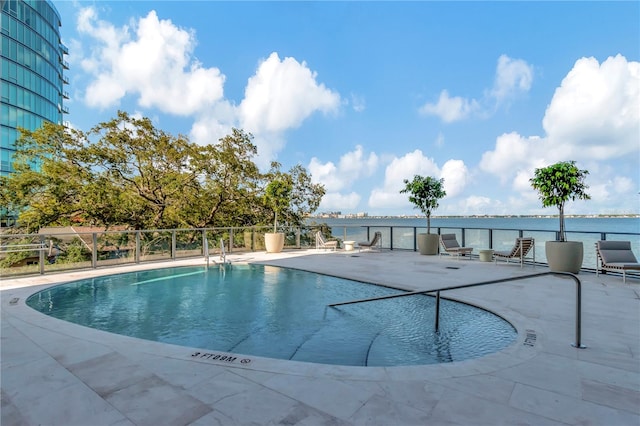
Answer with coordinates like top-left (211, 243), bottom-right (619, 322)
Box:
top-left (328, 272), bottom-right (585, 349)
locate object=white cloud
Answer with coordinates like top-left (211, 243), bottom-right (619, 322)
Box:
top-left (310, 146), bottom-right (379, 211)
top-left (419, 90), bottom-right (479, 123)
top-left (480, 55), bottom-right (639, 188)
top-left (420, 55), bottom-right (533, 123)
top-left (318, 192), bottom-right (361, 211)
top-left (490, 55), bottom-right (534, 103)
top-left (369, 150), bottom-right (443, 210)
top-left (238, 52), bottom-right (341, 134)
top-left (77, 8), bottom-right (225, 115)
top-left (440, 159), bottom-right (469, 198)
top-left (350, 93), bottom-right (366, 112)
top-left (542, 54), bottom-right (640, 159)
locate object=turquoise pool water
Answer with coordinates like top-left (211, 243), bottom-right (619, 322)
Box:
top-left (26, 265), bottom-right (517, 366)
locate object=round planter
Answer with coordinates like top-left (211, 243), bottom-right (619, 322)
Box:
top-left (545, 241), bottom-right (583, 274)
top-left (264, 232), bottom-right (285, 253)
top-left (417, 233), bottom-right (439, 255)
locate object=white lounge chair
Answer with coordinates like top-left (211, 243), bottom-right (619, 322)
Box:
top-left (315, 231), bottom-right (338, 251)
top-left (494, 237), bottom-right (535, 268)
top-left (439, 234), bottom-right (473, 260)
top-left (596, 240), bottom-right (640, 284)
top-left (358, 232), bottom-right (382, 252)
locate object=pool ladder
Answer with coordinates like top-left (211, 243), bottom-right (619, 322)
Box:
top-left (328, 272), bottom-right (585, 349)
top-left (203, 236), bottom-right (231, 269)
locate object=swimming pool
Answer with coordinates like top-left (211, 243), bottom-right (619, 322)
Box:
top-left (26, 265), bottom-right (517, 367)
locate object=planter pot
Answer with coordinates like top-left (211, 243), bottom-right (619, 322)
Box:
top-left (545, 241), bottom-right (583, 274)
top-left (417, 233), bottom-right (439, 255)
top-left (264, 232), bottom-right (285, 253)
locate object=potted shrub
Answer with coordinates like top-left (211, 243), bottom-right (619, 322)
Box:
top-left (263, 177), bottom-right (292, 253)
top-left (400, 175), bottom-right (446, 255)
top-left (530, 161), bottom-right (590, 273)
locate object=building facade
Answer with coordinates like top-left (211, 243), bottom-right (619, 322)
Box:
top-left (1, 0), bottom-right (68, 224)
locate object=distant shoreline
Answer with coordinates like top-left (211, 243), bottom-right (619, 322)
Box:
top-left (311, 214), bottom-right (640, 220)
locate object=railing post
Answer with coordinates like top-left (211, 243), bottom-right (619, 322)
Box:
top-left (92, 233), bottom-right (97, 269)
top-left (39, 234), bottom-right (45, 275)
top-left (135, 232), bottom-right (140, 264)
top-left (229, 228), bottom-right (234, 253)
top-left (434, 291), bottom-right (440, 332)
top-left (171, 231), bottom-right (177, 260)
top-left (413, 227), bottom-right (417, 252)
top-left (572, 277), bottom-right (584, 348)
top-left (390, 227), bottom-right (394, 251)
top-left (489, 229), bottom-right (493, 249)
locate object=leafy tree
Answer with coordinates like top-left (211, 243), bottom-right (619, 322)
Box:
top-left (400, 175), bottom-right (446, 234)
top-left (530, 161), bottom-right (590, 241)
top-left (262, 162), bottom-right (325, 231)
top-left (1, 111), bottom-right (325, 233)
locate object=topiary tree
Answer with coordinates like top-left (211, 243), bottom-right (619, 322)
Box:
top-left (400, 175), bottom-right (446, 234)
top-left (530, 161), bottom-right (590, 242)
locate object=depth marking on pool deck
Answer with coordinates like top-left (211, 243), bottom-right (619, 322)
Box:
top-left (191, 351), bottom-right (252, 364)
top-left (524, 329), bottom-right (537, 347)
top-left (130, 270), bottom-right (206, 286)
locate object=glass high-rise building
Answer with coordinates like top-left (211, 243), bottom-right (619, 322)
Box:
top-left (1, 0), bottom-right (68, 224)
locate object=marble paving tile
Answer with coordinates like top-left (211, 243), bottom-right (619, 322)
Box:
top-left (581, 379), bottom-right (640, 414)
top-left (430, 386), bottom-right (565, 426)
top-left (509, 382), bottom-right (640, 425)
top-left (66, 351), bottom-right (156, 397)
top-left (430, 373), bottom-right (516, 404)
top-left (19, 382), bottom-right (133, 426)
top-left (209, 386), bottom-right (300, 425)
top-left (184, 369), bottom-right (263, 405)
top-left (105, 375), bottom-right (212, 426)
top-left (261, 374), bottom-right (380, 420)
top-left (348, 393), bottom-right (432, 425)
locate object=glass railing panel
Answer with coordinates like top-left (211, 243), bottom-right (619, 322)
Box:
top-left (139, 230), bottom-right (172, 262)
top-left (175, 229), bottom-right (204, 259)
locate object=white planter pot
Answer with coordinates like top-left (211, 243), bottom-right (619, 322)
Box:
top-left (417, 233), bottom-right (439, 255)
top-left (545, 241), bottom-right (583, 274)
top-left (264, 232), bottom-right (285, 253)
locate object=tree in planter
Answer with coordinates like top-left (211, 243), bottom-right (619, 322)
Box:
top-left (400, 175), bottom-right (446, 234)
top-left (530, 161), bottom-right (590, 242)
top-left (263, 176), bottom-right (293, 234)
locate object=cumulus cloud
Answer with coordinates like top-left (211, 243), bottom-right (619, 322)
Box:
top-left (77, 8), bottom-right (225, 115)
top-left (310, 146), bottom-right (379, 210)
top-left (477, 55), bottom-right (639, 214)
top-left (368, 150), bottom-right (469, 211)
top-left (419, 90), bottom-right (479, 123)
top-left (238, 52), bottom-right (341, 134)
top-left (489, 55), bottom-right (534, 103)
top-left (542, 54), bottom-right (639, 159)
top-left (420, 55), bottom-right (533, 122)
top-left (480, 55), bottom-right (639, 180)
top-left (440, 159), bottom-right (469, 198)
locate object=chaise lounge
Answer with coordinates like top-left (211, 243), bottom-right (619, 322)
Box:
top-left (439, 234), bottom-right (473, 260)
top-left (315, 231), bottom-right (339, 251)
top-left (494, 237), bottom-right (535, 268)
top-left (595, 240), bottom-right (640, 284)
top-left (358, 232), bottom-right (382, 252)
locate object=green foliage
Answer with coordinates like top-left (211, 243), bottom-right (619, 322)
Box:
top-left (1, 112), bottom-right (324, 232)
top-left (400, 175), bottom-right (446, 234)
top-left (262, 162), bottom-right (325, 232)
top-left (530, 161), bottom-right (590, 241)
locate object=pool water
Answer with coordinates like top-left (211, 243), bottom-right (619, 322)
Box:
top-left (26, 265), bottom-right (517, 367)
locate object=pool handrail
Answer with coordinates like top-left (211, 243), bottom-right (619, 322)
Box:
top-left (328, 271), bottom-right (584, 349)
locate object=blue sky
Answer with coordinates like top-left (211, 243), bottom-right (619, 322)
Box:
top-left (54, 1), bottom-right (639, 216)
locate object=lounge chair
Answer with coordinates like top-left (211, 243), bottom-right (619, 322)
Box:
top-left (315, 231), bottom-right (338, 251)
top-left (358, 232), bottom-right (382, 252)
top-left (439, 234), bottom-right (473, 260)
top-left (494, 237), bottom-right (535, 268)
top-left (596, 240), bottom-right (640, 284)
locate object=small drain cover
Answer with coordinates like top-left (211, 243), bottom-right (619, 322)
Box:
top-left (445, 266), bottom-right (460, 270)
